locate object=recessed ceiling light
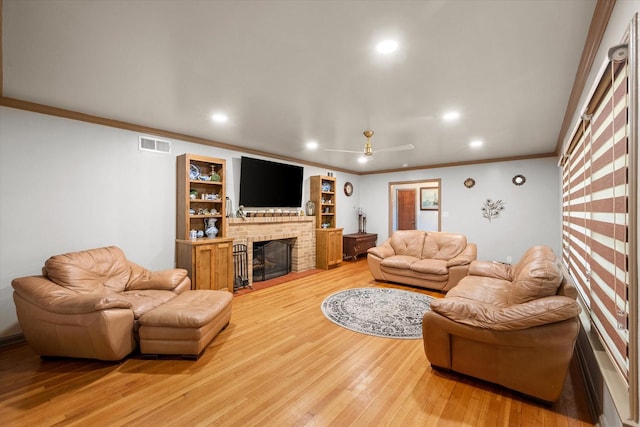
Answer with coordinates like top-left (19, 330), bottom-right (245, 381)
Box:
top-left (402, 163), bottom-right (409, 168)
top-left (376, 40), bottom-right (398, 54)
top-left (358, 156), bottom-right (368, 164)
top-left (443, 111), bottom-right (460, 122)
top-left (211, 113), bottom-right (228, 123)
top-left (470, 139), bottom-right (483, 148)
top-left (306, 140), bottom-right (318, 150)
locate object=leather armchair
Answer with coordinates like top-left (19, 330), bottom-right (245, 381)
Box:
top-left (12, 246), bottom-right (190, 361)
top-left (422, 246), bottom-right (581, 402)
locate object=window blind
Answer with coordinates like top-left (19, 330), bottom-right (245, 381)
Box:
top-left (561, 60), bottom-right (630, 380)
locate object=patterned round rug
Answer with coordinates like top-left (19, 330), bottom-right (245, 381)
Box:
top-left (321, 287), bottom-right (434, 339)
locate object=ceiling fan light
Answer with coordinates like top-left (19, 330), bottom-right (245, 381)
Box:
top-left (358, 156), bottom-right (368, 164)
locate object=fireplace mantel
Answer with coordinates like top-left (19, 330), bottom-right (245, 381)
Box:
top-left (227, 216), bottom-right (314, 226)
top-left (226, 216), bottom-right (316, 285)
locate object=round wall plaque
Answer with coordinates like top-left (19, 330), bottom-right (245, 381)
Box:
top-left (344, 182), bottom-right (354, 196)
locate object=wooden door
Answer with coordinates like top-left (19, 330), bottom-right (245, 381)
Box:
top-left (397, 189), bottom-right (416, 230)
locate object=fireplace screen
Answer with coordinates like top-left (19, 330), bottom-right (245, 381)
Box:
top-left (252, 239), bottom-right (293, 282)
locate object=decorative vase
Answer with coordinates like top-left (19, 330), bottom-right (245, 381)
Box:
top-left (205, 218), bottom-right (218, 238)
top-left (210, 166), bottom-right (221, 182)
top-left (305, 200), bottom-right (315, 216)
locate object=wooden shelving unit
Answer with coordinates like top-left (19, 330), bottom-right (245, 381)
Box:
top-left (176, 153), bottom-right (227, 240)
top-left (310, 175), bottom-right (336, 229)
top-left (310, 175), bottom-right (342, 269)
top-left (176, 153), bottom-right (232, 292)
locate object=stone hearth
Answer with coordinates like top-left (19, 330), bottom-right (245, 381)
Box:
top-left (227, 216), bottom-right (316, 285)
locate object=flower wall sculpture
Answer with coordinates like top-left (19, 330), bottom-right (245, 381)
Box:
top-left (482, 199), bottom-right (505, 222)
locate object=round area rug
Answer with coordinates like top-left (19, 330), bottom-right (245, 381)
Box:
top-left (321, 288), bottom-right (434, 339)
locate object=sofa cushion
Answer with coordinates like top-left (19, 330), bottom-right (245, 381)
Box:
top-left (380, 255), bottom-right (420, 270)
top-left (44, 246), bottom-right (131, 294)
top-left (508, 247), bottom-right (563, 305)
top-left (410, 258), bottom-right (448, 275)
top-left (116, 289), bottom-right (178, 319)
top-left (389, 230), bottom-right (425, 258)
top-left (421, 232), bottom-right (467, 260)
top-left (446, 275), bottom-right (512, 307)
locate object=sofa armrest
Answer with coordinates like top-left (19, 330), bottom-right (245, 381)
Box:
top-left (446, 243), bottom-right (477, 267)
top-left (467, 260), bottom-right (512, 281)
top-left (12, 276), bottom-right (132, 314)
top-left (367, 239), bottom-right (395, 259)
top-left (430, 295), bottom-right (580, 331)
top-left (127, 262), bottom-right (190, 292)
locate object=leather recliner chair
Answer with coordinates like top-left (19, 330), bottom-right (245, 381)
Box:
top-left (12, 246), bottom-right (191, 361)
top-left (422, 246), bottom-right (581, 402)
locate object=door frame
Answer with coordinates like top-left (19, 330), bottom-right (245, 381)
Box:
top-left (388, 179), bottom-right (441, 237)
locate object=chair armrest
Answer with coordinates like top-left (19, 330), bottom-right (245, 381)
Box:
top-left (430, 295), bottom-right (580, 331)
top-left (12, 276), bottom-right (132, 314)
top-left (446, 243), bottom-right (477, 267)
top-left (367, 239), bottom-right (395, 259)
top-left (127, 262), bottom-right (190, 291)
top-left (467, 260), bottom-right (512, 281)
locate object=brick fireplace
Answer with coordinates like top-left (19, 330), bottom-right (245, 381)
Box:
top-left (226, 216), bottom-right (316, 285)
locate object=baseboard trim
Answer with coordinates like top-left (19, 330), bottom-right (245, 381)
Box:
top-left (0, 333), bottom-right (26, 349)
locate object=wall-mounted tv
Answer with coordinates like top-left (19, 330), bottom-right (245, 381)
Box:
top-left (239, 156), bottom-right (304, 208)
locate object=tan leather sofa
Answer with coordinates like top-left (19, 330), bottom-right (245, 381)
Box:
top-left (12, 246), bottom-right (191, 361)
top-left (367, 230), bottom-right (477, 291)
top-left (422, 246), bottom-right (581, 402)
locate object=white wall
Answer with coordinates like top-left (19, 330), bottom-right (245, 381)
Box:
top-left (0, 106), bottom-right (360, 337)
top-left (359, 158), bottom-right (561, 263)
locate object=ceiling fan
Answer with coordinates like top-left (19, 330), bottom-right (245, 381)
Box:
top-left (324, 130), bottom-right (415, 157)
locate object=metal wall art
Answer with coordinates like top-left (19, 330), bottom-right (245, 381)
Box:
top-left (482, 199), bottom-right (505, 222)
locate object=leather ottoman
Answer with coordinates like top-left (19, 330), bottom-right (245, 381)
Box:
top-left (138, 289), bottom-right (232, 358)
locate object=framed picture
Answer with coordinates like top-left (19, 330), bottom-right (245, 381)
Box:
top-left (420, 187), bottom-right (440, 210)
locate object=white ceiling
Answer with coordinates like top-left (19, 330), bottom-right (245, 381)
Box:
top-left (2, 0), bottom-right (596, 173)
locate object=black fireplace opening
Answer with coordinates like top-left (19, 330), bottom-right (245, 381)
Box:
top-left (252, 239), bottom-right (293, 282)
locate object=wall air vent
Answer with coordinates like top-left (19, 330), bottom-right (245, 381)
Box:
top-left (139, 136), bottom-right (171, 154)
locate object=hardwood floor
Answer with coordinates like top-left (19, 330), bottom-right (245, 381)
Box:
top-left (0, 260), bottom-right (594, 426)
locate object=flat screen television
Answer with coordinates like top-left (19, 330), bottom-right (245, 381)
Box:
top-left (239, 156), bottom-right (304, 208)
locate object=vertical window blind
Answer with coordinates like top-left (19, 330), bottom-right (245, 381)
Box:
top-left (561, 59), bottom-right (630, 381)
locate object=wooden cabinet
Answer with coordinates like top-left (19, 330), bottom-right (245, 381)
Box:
top-left (343, 233), bottom-right (377, 262)
top-left (310, 176), bottom-right (336, 229)
top-left (316, 228), bottom-right (343, 269)
top-left (176, 153), bottom-right (227, 240)
top-left (176, 238), bottom-right (234, 292)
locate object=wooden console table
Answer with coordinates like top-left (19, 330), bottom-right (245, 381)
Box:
top-left (343, 232), bottom-right (377, 262)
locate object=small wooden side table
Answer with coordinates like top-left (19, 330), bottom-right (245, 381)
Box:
top-left (343, 232), bottom-right (378, 262)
